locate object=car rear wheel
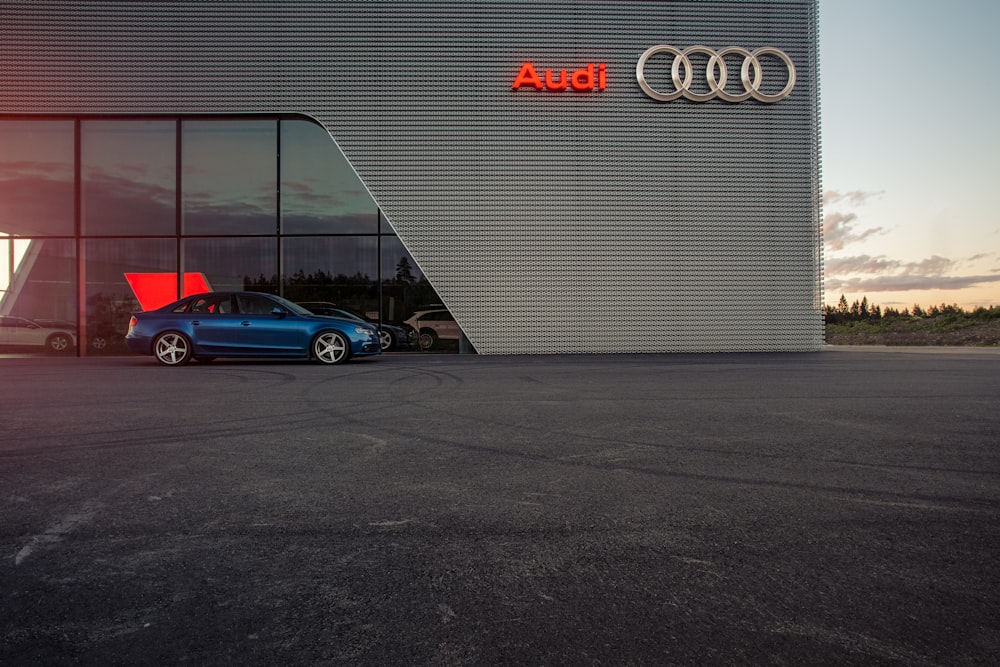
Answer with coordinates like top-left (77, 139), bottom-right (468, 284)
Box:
top-left (153, 332), bottom-right (192, 366)
top-left (418, 328), bottom-right (437, 350)
top-left (378, 329), bottom-right (395, 352)
top-left (46, 333), bottom-right (72, 354)
top-left (313, 331), bottom-right (350, 364)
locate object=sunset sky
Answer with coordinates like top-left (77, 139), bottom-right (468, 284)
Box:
top-left (820, 0), bottom-right (1000, 310)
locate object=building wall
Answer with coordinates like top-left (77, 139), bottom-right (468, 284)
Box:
top-left (0, 0), bottom-right (823, 353)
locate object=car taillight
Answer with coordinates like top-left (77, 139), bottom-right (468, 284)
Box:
top-left (127, 316), bottom-right (137, 333)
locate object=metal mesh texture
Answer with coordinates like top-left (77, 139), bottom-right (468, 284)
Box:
top-left (0, 0), bottom-right (823, 353)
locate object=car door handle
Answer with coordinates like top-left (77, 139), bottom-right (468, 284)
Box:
top-left (241, 321), bottom-right (251, 326)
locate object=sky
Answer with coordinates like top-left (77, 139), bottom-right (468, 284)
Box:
top-left (819, 0), bottom-right (1000, 310)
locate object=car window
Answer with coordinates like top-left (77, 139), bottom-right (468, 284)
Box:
top-left (237, 294), bottom-right (276, 315)
top-left (190, 295), bottom-right (232, 314)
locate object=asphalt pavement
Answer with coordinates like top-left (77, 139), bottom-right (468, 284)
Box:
top-left (2, 348), bottom-right (999, 665)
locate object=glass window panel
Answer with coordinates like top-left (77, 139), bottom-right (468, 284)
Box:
top-left (379, 235), bottom-right (424, 283)
top-left (183, 237), bottom-right (277, 294)
top-left (281, 236), bottom-right (377, 312)
top-left (379, 212), bottom-right (395, 235)
top-left (182, 120), bottom-right (277, 235)
top-left (280, 119), bottom-right (377, 234)
top-left (0, 120), bottom-right (75, 236)
top-left (84, 239), bottom-right (176, 354)
top-left (191, 293), bottom-right (234, 314)
top-left (82, 120), bottom-right (176, 236)
top-left (0, 235), bottom-right (20, 293)
top-left (0, 238), bottom-right (77, 355)
top-left (378, 235), bottom-right (440, 323)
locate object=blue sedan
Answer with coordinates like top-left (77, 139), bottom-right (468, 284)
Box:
top-left (126, 291), bottom-right (381, 366)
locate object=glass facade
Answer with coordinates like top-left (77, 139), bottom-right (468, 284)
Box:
top-left (280, 119), bottom-right (378, 235)
top-left (182, 120), bottom-right (277, 236)
top-left (82, 120), bottom-right (176, 236)
top-left (0, 116), bottom-right (446, 356)
top-left (0, 120), bottom-right (75, 237)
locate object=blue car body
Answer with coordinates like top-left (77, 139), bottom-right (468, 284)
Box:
top-left (297, 303), bottom-right (412, 352)
top-left (126, 291), bottom-right (380, 365)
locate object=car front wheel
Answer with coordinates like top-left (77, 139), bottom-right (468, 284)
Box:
top-left (46, 333), bottom-right (72, 354)
top-left (378, 329), bottom-right (395, 352)
top-left (153, 332), bottom-right (192, 366)
top-left (313, 331), bottom-right (350, 364)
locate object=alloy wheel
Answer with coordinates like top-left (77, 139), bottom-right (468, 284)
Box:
top-left (154, 332), bottom-right (192, 366)
top-left (313, 331), bottom-right (349, 364)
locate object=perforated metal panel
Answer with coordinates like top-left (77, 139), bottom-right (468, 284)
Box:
top-left (0, 0), bottom-right (823, 353)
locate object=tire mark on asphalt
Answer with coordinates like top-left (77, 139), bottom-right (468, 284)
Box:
top-left (327, 408), bottom-right (1000, 513)
top-left (14, 501), bottom-right (100, 566)
top-left (0, 408), bottom-right (366, 457)
top-left (0, 367), bottom-right (437, 457)
top-left (769, 621), bottom-right (934, 666)
top-left (189, 366), bottom-right (301, 384)
top-left (372, 386), bottom-right (1000, 478)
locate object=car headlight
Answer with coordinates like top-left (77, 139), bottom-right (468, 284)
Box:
top-left (354, 327), bottom-right (372, 336)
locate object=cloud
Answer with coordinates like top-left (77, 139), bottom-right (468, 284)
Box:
top-left (825, 254), bottom-right (899, 275)
top-left (828, 254), bottom-right (956, 276)
top-left (822, 189), bottom-right (1000, 301)
top-left (822, 189), bottom-right (888, 251)
top-left (0, 160), bottom-right (73, 178)
top-left (826, 273), bottom-right (1000, 292)
top-left (0, 174), bottom-right (75, 235)
top-left (823, 211), bottom-right (885, 251)
top-left (825, 253), bottom-right (1000, 293)
top-left (823, 189), bottom-right (884, 207)
top-left (899, 255), bottom-right (954, 276)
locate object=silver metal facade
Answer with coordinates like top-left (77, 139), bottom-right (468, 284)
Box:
top-left (0, 1), bottom-right (823, 353)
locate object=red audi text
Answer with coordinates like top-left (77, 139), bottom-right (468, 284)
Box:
top-left (512, 62), bottom-right (607, 92)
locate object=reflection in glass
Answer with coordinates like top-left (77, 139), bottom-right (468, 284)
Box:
top-left (182, 120), bottom-right (277, 235)
top-left (379, 207), bottom-right (399, 234)
top-left (379, 235), bottom-right (439, 323)
top-left (282, 236), bottom-right (378, 312)
top-left (0, 120), bottom-right (75, 236)
top-left (84, 239), bottom-right (176, 353)
top-left (280, 119), bottom-right (378, 234)
top-left (0, 115), bottom-right (423, 354)
top-left (183, 237), bottom-right (277, 293)
top-left (2, 236), bottom-right (13, 291)
top-left (82, 120), bottom-right (176, 236)
top-left (0, 238), bottom-right (76, 344)
top-left (0, 236), bottom-right (34, 316)
top-left (379, 235), bottom-right (423, 282)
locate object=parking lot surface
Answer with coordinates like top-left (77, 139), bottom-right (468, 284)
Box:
top-left (2, 348), bottom-right (999, 665)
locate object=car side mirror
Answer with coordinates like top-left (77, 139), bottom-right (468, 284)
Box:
top-left (271, 307), bottom-right (286, 317)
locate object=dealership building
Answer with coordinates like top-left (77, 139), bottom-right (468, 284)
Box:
top-left (0, 0), bottom-right (822, 355)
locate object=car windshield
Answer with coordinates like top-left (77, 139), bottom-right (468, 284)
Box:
top-left (268, 294), bottom-right (313, 316)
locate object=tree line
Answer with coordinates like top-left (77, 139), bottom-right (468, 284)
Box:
top-left (825, 295), bottom-right (1000, 324)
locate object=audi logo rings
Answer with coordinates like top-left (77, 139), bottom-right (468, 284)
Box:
top-left (636, 45), bottom-right (796, 103)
